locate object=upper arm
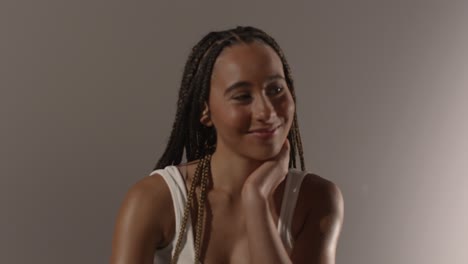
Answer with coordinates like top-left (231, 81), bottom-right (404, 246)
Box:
top-left (290, 176), bottom-right (344, 264)
top-left (110, 174), bottom-right (174, 264)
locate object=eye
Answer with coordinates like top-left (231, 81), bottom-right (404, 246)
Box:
top-left (267, 86), bottom-right (284, 96)
top-left (233, 94), bottom-right (252, 101)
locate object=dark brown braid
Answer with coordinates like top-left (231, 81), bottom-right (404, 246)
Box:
top-left (153, 26), bottom-right (307, 263)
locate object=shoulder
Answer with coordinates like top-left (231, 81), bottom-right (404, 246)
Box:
top-left (125, 172), bottom-right (175, 217)
top-left (300, 173), bottom-right (344, 215)
top-left (298, 173), bottom-right (344, 234)
top-left (127, 172), bottom-right (173, 203)
top-left (290, 171), bottom-right (344, 236)
top-left (110, 172), bottom-right (175, 263)
top-left (124, 173), bottom-right (175, 244)
top-left (290, 172), bottom-right (344, 263)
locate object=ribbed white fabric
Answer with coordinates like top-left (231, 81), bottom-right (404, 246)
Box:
top-left (277, 168), bottom-right (307, 253)
top-left (149, 165), bottom-right (307, 263)
top-left (150, 166), bottom-right (196, 263)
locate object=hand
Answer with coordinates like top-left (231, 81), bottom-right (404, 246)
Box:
top-left (242, 139), bottom-right (291, 200)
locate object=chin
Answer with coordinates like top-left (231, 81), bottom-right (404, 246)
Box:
top-left (242, 143), bottom-right (282, 161)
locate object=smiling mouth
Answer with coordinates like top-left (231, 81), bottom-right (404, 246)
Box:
top-left (248, 124), bottom-right (281, 134)
top-left (248, 125), bottom-right (281, 138)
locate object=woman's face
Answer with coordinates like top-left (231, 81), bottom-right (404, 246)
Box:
top-left (204, 41), bottom-right (295, 160)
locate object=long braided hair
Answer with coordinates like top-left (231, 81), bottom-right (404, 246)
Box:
top-left (153, 26), bottom-right (306, 263)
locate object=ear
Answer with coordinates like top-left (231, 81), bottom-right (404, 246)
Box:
top-left (199, 101), bottom-right (213, 127)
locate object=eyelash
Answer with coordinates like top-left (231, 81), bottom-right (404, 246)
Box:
top-left (233, 86), bottom-right (284, 100)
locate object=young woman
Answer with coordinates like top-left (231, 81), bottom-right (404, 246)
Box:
top-left (110, 26), bottom-right (344, 264)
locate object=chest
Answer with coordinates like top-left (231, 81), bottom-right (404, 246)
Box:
top-left (193, 193), bottom-right (250, 263)
top-left (202, 193), bottom-right (309, 264)
top-left (176, 165), bottom-right (307, 263)
top-left (190, 193), bottom-right (249, 264)
top-left (194, 189), bottom-right (296, 264)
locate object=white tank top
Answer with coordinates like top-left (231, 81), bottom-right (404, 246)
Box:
top-left (149, 165), bottom-right (307, 263)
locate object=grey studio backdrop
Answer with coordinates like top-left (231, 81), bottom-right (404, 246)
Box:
top-left (1, 1), bottom-right (467, 264)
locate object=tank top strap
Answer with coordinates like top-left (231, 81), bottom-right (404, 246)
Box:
top-left (277, 168), bottom-right (308, 252)
top-left (149, 166), bottom-right (196, 262)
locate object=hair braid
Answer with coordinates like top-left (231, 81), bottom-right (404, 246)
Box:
top-left (188, 39), bottom-right (235, 160)
top-left (155, 32), bottom-right (222, 169)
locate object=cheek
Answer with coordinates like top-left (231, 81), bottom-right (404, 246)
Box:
top-left (279, 93), bottom-right (295, 118)
top-left (212, 104), bottom-right (251, 131)
top-left (279, 94), bottom-right (295, 133)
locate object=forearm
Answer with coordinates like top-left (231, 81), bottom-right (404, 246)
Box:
top-left (242, 188), bottom-right (292, 264)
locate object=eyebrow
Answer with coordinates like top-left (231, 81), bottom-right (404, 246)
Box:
top-left (223, 74), bottom-right (285, 96)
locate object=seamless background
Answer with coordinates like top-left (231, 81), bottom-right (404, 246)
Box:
top-left (1, 1), bottom-right (467, 263)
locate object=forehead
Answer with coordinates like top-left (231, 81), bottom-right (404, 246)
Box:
top-left (211, 41), bottom-right (285, 86)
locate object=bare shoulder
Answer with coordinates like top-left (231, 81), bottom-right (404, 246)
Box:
top-left (110, 173), bottom-right (175, 264)
top-left (122, 173), bottom-right (176, 244)
top-left (299, 173), bottom-right (344, 237)
top-left (290, 173), bottom-right (344, 263)
top-left (300, 173), bottom-right (344, 214)
top-left (292, 172), bottom-right (344, 236)
top-left (126, 172), bottom-right (174, 208)
top-left (122, 173), bottom-right (174, 222)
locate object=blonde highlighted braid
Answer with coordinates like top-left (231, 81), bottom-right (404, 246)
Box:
top-left (170, 152), bottom-right (211, 264)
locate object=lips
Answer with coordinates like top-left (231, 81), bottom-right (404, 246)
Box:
top-left (250, 128), bottom-right (276, 133)
top-left (248, 124), bottom-right (281, 133)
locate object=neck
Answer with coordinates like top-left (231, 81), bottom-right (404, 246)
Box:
top-left (209, 145), bottom-right (264, 196)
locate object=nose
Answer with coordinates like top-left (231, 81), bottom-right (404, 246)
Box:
top-left (252, 94), bottom-right (277, 122)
